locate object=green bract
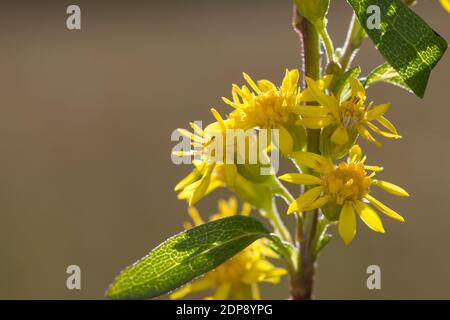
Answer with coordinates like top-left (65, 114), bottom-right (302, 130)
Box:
top-left (294, 0), bottom-right (330, 29)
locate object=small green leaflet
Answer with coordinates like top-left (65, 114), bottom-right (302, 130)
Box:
top-left (363, 63), bottom-right (412, 94)
top-left (329, 66), bottom-right (361, 96)
top-left (107, 216), bottom-right (271, 300)
top-left (347, 0), bottom-right (448, 98)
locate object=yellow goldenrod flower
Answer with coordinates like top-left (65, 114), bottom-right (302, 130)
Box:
top-left (170, 197), bottom-right (286, 300)
top-left (222, 69), bottom-right (304, 155)
top-left (279, 145), bottom-right (409, 245)
top-left (441, 0), bottom-right (450, 13)
top-left (175, 162), bottom-right (228, 206)
top-left (174, 109), bottom-right (236, 206)
top-left (174, 109), bottom-right (284, 209)
top-left (296, 76), bottom-right (401, 147)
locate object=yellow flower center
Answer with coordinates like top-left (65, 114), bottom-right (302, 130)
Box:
top-left (323, 161), bottom-right (371, 205)
top-left (340, 97), bottom-right (365, 129)
top-left (233, 91), bottom-right (292, 128)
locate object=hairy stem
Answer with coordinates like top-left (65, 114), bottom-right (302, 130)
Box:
top-left (292, 5), bottom-right (321, 300)
top-left (339, 13), bottom-right (366, 71)
top-left (318, 27), bottom-right (334, 63)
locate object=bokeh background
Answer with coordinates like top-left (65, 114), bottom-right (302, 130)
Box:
top-left (0, 0), bottom-right (449, 299)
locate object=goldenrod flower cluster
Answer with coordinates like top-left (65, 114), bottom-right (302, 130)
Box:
top-left (173, 69), bottom-right (408, 298)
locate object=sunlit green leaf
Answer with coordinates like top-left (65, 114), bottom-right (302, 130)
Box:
top-left (347, 0), bottom-right (448, 98)
top-left (107, 216), bottom-right (271, 299)
top-left (363, 63), bottom-right (413, 94)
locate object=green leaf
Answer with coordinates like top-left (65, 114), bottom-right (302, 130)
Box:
top-left (314, 217), bottom-right (334, 257)
top-left (347, 0), bottom-right (448, 98)
top-left (106, 216), bottom-right (271, 300)
top-left (266, 233), bottom-right (296, 264)
top-left (363, 63), bottom-right (413, 94)
top-left (316, 234), bottom-right (332, 255)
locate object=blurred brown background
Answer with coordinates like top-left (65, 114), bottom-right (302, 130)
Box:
top-left (0, 0), bottom-right (449, 299)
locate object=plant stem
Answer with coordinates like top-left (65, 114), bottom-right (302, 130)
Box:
top-left (292, 5), bottom-right (321, 300)
top-left (339, 13), bottom-right (366, 71)
top-left (318, 27), bottom-right (334, 63)
top-left (263, 200), bottom-right (292, 243)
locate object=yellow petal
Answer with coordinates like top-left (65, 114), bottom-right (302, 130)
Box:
top-left (357, 125), bottom-right (382, 147)
top-left (204, 178), bottom-right (224, 197)
top-left (189, 164), bottom-right (215, 206)
top-left (376, 116), bottom-right (398, 135)
top-left (365, 194), bottom-right (405, 222)
top-left (213, 282), bottom-right (232, 300)
top-left (187, 207), bottom-right (204, 226)
top-left (373, 179), bottom-right (410, 197)
top-left (302, 195), bottom-right (331, 211)
top-left (251, 283), bottom-right (262, 300)
top-left (364, 165), bottom-right (384, 172)
top-left (241, 203), bottom-right (252, 216)
top-left (366, 121), bottom-right (402, 139)
top-left (228, 197), bottom-right (238, 213)
top-left (287, 186), bottom-right (324, 214)
top-left (321, 75), bottom-right (334, 89)
top-left (183, 221), bottom-right (193, 230)
top-left (301, 76), bottom-right (331, 102)
top-left (169, 284), bottom-right (193, 300)
top-left (263, 268), bottom-right (287, 284)
top-left (289, 151), bottom-right (327, 170)
top-left (338, 201), bottom-right (356, 245)
top-left (353, 200), bottom-right (385, 233)
top-left (210, 108), bottom-right (226, 129)
top-left (232, 84), bottom-right (250, 101)
top-left (330, 125), bottom-right (350, 145)
top-left (189, 122), bottom-right (205, 135)
top-left (282, 69), bottom-right (300, 94)
top-left (300, 89), bottom-right (317, 103)
top-left (177, 187), bottom-right (192, 200)
top-left (296, 116), bottom-right (334, 129)
top-left (174, 163), bottom-right (205, 191)
top-left (305, 77), bottom-right (340, 111)
top-left (349, 145), bottom-right (363, 162)
top-left (291, 105), bottom-right (328, 117)
top-left (278, 125), bottom-right (294, 155)
top-left (365, 103), bottom-right (390, 121)
top-left (169, 277), bottom-right (213, 299)
top-left (278, 173), bottom-right (322, 185)
top-left (349, 77), bottom-right (366, 100)
top-left (257, 79), bottom-right (277, 92)
top-left (222, 96), bottom-right (240, 109)
top-left (177, 128), bottom-right (204, 144)
top-left (224, 164), bottom-right (237, 186)
top-left (243, 72), bottom-right (261, 93)
top-left (440, 0), bottom-right (450, 13)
